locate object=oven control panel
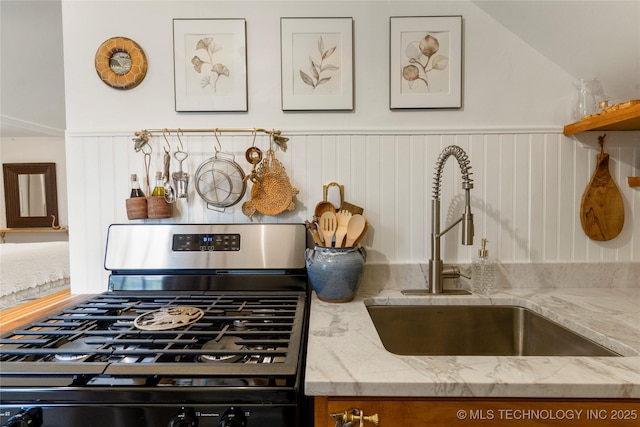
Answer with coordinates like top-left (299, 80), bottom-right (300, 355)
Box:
top-left (0, 405), bottom-right (290, 427)
top-left (105, 224), bottom-right (306, 270)
top-left (172, 234), bottom-right (241, 252)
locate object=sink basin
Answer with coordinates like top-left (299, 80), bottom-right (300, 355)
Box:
top-left (366, 305), bottom-right (620, 357)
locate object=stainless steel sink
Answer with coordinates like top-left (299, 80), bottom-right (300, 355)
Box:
top-left (366, 305), bottom-right (620, 356)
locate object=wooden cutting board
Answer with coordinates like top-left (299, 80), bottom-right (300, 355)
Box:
top-left (579, 137), bottom-right (624, 241)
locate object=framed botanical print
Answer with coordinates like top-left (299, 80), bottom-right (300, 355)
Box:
top-left (390, 16), bottom-right (462, 109)
top-left (173, 18), bottom-right (247, 112)
top-left (281, 17), bottom-right (354, 111)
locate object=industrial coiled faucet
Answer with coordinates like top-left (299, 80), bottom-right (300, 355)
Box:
top-left (429, 145), bottom-right (474, 293)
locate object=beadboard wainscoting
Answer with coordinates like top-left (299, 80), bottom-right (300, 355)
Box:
top-left (65, 130), bottom-right (639, 294)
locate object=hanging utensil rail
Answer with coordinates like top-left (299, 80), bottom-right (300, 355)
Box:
top-left (133, 127), bottom-right (289, 152)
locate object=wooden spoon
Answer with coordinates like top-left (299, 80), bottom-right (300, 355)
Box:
top-left (579, 135), bottom-right (624, 241)
top-left (314, 201), bottom-right (336, 222)
top-left (344, 214), bottom-right (366, 247)
top-left (353, 221), bottom-right (370, 246)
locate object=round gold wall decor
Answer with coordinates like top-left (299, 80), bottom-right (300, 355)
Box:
top-left (95, 37), bottom-right (147, 89)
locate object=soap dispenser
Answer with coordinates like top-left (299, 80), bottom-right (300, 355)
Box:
top-left (472, 238), bottom-right (496, 294)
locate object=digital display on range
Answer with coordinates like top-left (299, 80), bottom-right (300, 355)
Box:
top-left (172, 233), bottom-right (240, 251)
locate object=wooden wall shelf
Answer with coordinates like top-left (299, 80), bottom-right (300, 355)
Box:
top-left (563, 101), bottom-right (639, 188)
top-left (563, 102), bottom-right (640, 135)
top-left (0, 227), bottom-right (68, 243)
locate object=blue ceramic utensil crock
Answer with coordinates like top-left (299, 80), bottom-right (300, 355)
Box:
top-left (305, 245), bottom-right (366, 302)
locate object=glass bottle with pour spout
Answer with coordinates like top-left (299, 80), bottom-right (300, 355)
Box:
top-left (129, 174), bottom-right (145, 198)
top-left (151, 172), bottom-right (165, 197)
top-left (126, 174), bottom-right (147, 220)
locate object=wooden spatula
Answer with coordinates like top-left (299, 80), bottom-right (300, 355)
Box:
top-left (579, 135), bottom-right (624, 241)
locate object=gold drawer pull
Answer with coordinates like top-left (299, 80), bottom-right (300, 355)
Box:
top-left (330, 408), bottom-right (380, 426)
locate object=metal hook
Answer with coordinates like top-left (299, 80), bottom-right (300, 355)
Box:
top-left (176, 128), bottom-right (185, 152)
top-left (214, 129), bottom-right (222, 153)
top-left (162, 129), bottom-right (171, 154)
top-left (251, 129), bottom-right (257, 147)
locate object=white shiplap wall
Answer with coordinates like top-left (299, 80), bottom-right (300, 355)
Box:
top-left (66, 130), bottom-right (639, 294)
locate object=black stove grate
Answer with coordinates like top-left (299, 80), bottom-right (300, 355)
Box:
top-left (0, 291), bottom-right (307, 382)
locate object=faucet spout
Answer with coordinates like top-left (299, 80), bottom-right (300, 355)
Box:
top-left (428, 145), bottom-right (474, 294)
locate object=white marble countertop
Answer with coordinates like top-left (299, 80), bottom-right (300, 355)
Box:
top-left (305, 267), bottom-right (640, 398)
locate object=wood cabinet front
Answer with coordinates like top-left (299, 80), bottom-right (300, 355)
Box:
top-left (315, 396), bottom-right (640, 427)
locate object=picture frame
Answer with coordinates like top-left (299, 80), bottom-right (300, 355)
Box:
top-left (390, 16), bottom-right (462, 110)
top-left (281, 17), bottom-right (354, 111)
top-left (173, 18), bottom-right (247, 112)
top-left (95, 37), bottom-right (147, 90)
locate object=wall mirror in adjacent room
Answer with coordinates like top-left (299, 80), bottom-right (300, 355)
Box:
top-left (3, 162), bottom-right (59, 228)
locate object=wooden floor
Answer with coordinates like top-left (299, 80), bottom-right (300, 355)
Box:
top-left (0, 289), bottom-right (87, 332)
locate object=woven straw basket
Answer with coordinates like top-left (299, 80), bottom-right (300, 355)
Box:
top-left (147, 196), bottom-right (172, 218)
top-left (126, 197), bottom-right (147, 220)
top-left (242, 150), bottom-right (298, 220)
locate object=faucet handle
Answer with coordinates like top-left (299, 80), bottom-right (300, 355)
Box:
top-left (442, 264), bottom-right (461, 279)
top-left (442, 264), bottom-right (471, 280)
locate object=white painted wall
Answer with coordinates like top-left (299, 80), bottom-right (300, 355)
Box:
top-left (63, 0), bottom-right (582, 131)
top-left (474, 0), bottom-right (640, 102)
top-left (0, 0), bottom-right (66, 138)
top-left (60, 1), bottom-right (640, 294)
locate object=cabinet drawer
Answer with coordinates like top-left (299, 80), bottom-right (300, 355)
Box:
top-left (315, 397), bottom-right (640, 427)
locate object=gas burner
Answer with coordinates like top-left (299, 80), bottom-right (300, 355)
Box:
top-left (199, 336), bottom-right (245, 363)
top-left (252, 309), bottom-right (279, 316)
top-left (232, 315), bottom-right (274, 331)
top-left (54, 337), bottom-right (106, 362)
top-left (134, 306), bottom-right (204, 331)
top-left (233, 319), bottom-right (249, 331)
top-left (108, 320), bottom-right (135, 331)
top-left (111, 345), bottom-right (156, 364)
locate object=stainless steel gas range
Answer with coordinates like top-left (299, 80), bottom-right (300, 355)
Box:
top-left (0, 224), bottom-right (311, 427)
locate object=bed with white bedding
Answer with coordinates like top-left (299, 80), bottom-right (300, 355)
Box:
top-left (0, 241), bottom-right (70, 309)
